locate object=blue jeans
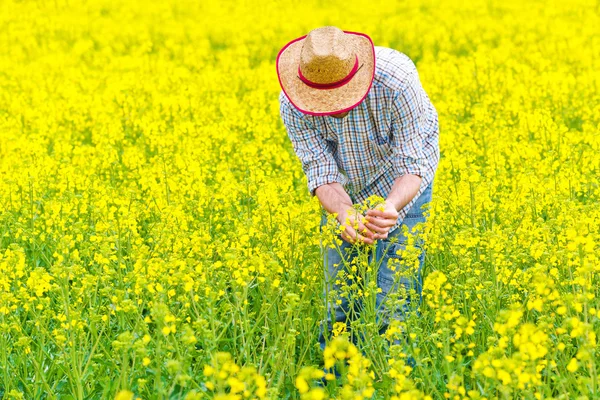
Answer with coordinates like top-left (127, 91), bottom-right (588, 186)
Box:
top-left (318, 182), bottom-right (433, 351)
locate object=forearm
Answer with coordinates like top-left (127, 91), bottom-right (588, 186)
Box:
top-left (386, 174), bottom-right (422, 211)
top-left (314, 182), bottom-right (353, 220)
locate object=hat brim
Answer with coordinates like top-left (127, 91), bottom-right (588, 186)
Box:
top-left (276, 31), bottom-right (375, 116)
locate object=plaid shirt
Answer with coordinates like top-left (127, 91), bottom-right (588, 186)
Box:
top-left (279, 46), bottom-right (440, 233)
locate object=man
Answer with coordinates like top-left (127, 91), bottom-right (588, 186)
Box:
top-left (276, 26), bottom-right (439, 352)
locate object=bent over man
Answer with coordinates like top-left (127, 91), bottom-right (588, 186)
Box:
top-left (276, 26), bottom-right (440, 353)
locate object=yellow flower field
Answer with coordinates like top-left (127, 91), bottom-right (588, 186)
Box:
top-left (0, 0), bottom-right (598, 398)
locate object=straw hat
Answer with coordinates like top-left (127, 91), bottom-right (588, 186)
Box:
top-left (276, 26), bottom-right (375, 116)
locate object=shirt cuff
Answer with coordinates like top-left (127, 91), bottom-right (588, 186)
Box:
top-left (308, 173), bottom-right (345, 196)
top-left (396, 156), bottom-right (426, 179)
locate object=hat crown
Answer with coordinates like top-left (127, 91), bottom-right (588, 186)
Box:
top-left (299, 26), bottom-right (356, 85)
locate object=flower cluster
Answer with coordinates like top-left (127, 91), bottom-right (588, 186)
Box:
top-left (202, 352), bottom-right (268, 399)
top-left (323, 337), bottom-right (376, 399)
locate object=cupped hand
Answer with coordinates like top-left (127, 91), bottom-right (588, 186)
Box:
top-left (337, 207), bottom-right (376, 245)
top-left (364, 201), bottom-right (399, 240)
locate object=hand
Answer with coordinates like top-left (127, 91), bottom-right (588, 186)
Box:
top-left (364, 201), bottom-right (399, 240)
top-left (337, 207), bottom-right (376, 245)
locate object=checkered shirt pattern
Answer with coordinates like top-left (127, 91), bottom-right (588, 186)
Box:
top-left (279, 46), bottom-right (440, 233)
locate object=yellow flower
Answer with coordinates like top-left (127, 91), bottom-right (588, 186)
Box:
top-left (114, 391), bottom-right (134, 400)
top-left (295, 376), bottom-right (309, 394)
top-left (567, 358), bottom-right (579, 373)
top-left (203, 365), bottom-right (215, 377)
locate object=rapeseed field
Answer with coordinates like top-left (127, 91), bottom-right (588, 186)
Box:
top-left (0, 0), bottom-right (598, 398)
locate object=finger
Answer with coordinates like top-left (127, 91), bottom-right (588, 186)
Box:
top-left (356, 222), bottom-right (375, 239)
top-left (364, 216), bottom-right (394, 228)
top-left (365, 216), bottom-right (396, 228)
top-left (344, 225), bottom-right (374, 245)
top-left (341, 230), bottom-right (353, 243)
top-left (357, 216), bottom-right (373, 231)
top-left (342, 226), bottom-right (357, 244)
top-left (341, 233), bottom-right (354, 244)
top-left (356, 233), bottom-right (374, 245)
top-left (366, 209), bottom-right (398, 219)
top-left (373, 232), bottom-right (389, 240)
top-left (364, 221), bottom-right (389, 234)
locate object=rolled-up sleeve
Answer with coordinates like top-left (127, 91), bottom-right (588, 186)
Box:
top-left (390, 67), bottom-right (427, 179)
top-left (280, 96), bottom-right (344, 196)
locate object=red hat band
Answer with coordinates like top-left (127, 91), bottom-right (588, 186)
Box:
top-left (297, 55), bottom-right (360, 90)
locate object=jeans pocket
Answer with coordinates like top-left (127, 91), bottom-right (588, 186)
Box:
top-left (377, 241), bottom-right (413, 297)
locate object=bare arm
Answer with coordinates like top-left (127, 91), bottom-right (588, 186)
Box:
top-left (314, 182), bottom-right (352, 217)
top-left (386, 174), bottom-right (422, 211)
